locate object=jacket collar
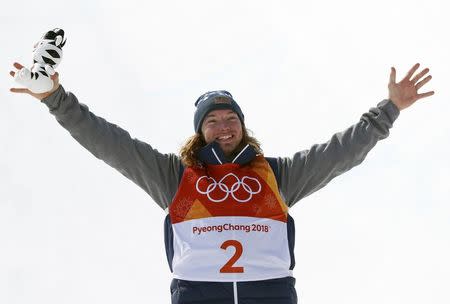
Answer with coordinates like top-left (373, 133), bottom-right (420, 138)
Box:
top-left (197, 141), bottom-right (257, 165)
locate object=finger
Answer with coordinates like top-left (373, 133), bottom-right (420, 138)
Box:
top-left (10, 88), bottom-right (31, 94)
top-left (411, 68), bottom-right (430, 84)
top-left (416, 75), bottom-right (432, 90)
top-left (389, 67), bottom-right (396, 84)
top-left (9, 71), bottom-right (15, 77)
top-left (417, 91), bottom-right (435, 99)
top-left (402, 63), bottom-right (420, 82)
top-left (13, 62), bottom-right (24, 70)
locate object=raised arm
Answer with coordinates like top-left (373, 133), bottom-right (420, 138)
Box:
top-left (277, 63), bottom-right (434, 207)
top-left (10, 63), bottom-right (181, 210)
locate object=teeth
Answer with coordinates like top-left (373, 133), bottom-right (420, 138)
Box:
top-left (218, 135), bottom-right (232, 140)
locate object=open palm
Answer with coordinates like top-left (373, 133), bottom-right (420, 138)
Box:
top-left (9, 62), bottom-right (60, 100)
top-left (388, 63), bottom-right (434, 111)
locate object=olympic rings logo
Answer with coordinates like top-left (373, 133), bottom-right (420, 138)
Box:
top-left (195, 173), bottom-right (262, 203)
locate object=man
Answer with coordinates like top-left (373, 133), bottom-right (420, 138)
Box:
top-left (10, 62), bottom-right (434, 304)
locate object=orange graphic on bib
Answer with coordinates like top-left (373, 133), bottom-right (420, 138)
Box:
top-left (170, 156), bottom-right (288, 224)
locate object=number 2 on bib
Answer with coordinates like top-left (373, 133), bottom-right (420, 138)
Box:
top-left (220, 240), bottom-right (244, 273)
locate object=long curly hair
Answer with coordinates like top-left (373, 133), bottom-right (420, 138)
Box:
top-left (180, 128), bottom-right (263, 167)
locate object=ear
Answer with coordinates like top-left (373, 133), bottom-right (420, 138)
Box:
top-left (55, 36), bottom-right (63, 47)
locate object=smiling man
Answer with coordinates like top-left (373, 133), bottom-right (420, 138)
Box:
top-left (10, 62), bottom-right (434, 304)
top-left (201, 108), bottom-right (243, 157)
top-left (197, 92), bottom-right (244, 157)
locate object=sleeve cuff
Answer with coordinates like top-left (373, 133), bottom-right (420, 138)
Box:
top-left (41, 85), bottom-right (66, 111)
top-left (377, 99), bottom-right (400, 122)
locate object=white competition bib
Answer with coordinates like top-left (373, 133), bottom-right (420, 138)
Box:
top-left (172, 216), bottom-right (292, 282)
top-left (169, 156), bottom-right (292, 282)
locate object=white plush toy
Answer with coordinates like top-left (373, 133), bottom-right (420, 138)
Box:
top-left (14, 28), bottom-right (67, 94)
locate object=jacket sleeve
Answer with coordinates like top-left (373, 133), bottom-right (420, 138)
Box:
top-left (41, 85), bottom-right (181, 210)
top-left (276, 99), bottom-right (400, 207)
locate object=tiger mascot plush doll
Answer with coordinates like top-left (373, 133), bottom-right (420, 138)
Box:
top-left (14, 28), bottom-right (67, 94)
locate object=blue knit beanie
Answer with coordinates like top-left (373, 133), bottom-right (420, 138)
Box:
top-left (193, 90), bottom-right (245, 133)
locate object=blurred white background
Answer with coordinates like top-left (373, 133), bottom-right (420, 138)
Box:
top-left (1, 0), bottom-right (449, 303)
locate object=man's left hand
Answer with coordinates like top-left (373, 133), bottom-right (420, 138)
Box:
top-left (388, 63), bottom-right (434, 111)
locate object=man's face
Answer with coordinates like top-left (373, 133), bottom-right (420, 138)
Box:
top-left (201, 109), bottom-right (243, 157)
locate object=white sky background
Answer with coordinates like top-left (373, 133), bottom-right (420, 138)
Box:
top-left (1, 0), bottom-right (449, 303)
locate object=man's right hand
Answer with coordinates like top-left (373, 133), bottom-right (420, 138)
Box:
top-left (9, 62), bottom-right (60, 100)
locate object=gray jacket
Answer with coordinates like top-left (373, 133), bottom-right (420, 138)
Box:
top-left (42, 85), bottom-right (400, 210)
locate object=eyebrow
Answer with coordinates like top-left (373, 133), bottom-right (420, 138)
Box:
top-left (204, 111), bottom-right (236, 119)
